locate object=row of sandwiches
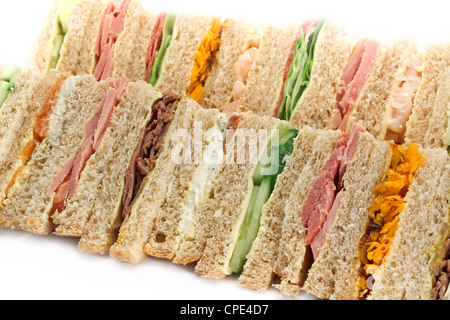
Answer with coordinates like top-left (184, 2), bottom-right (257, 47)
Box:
top-left (31, 0), bottom-right (450, 149)
top-left (0, 0), bottom-right (448, 300)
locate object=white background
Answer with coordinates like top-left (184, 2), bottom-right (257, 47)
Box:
top-left (0, 0), bottom-right (449, 300)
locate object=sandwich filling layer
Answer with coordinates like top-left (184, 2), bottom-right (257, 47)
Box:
top-left (47, 0), bottom-right (77, 72)
top-left (229, 122), bottom-right (299, 274)
top-left (176, 115), bottom-right (226, 245)
top-left (187, 18), bottom-right (227, 102)
top-left (145, 13), bottom-right (177, 86)
top-left (225, 32), bottom-right (261, 115)
top-left (358, 143), bottom-right (425, 298)
top-left (122, 91), bottom-right (180, 221)
top-left (385, 54), bottom-right (422, 144)
top-left (275, 19), bottom-right (324, 121)
top-left (332, 39), bottom-right (379, 131)
top-left (2, 75), bottom-right (70, 204)
top-left (432, 237), bottom-right (450, 300)
top-left (302, 123), bottom-right (366, 260)
top-left (94, 0), bottom-right (131, 81)
top-left (0, 65), bottom-right (21, 109)
top-left (50, 77), bottom-right (130, 219)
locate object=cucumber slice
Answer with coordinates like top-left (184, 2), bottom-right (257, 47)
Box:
top-left (149, 14), bottom-right (177, 86)
top-left (0, 81), bottom-right (10, 108)
top-left (48, 34), bottom-right (65, 72)
top-left (230, 177), bottom-right (273, 274)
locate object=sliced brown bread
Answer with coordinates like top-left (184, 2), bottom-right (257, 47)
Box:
top-left (0, 76), bottom-right (108, 234)
top-left (368, 148), bottom-right (450, 300)
top-left (238, 127), bottom-right (341, 291)
top-left (194, 114), bottom-right (281, 279)
top-left (112, 0), bottom-right (157, 81)
top-left (405, 44), bottom-right (450, 149)
top-left (239, 25), bottom-right (298, 116)
top-left (289, 21), bottom-right (353, 130)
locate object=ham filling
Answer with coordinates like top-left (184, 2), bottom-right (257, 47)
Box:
top-left (122, 91), bottom-right (179, 221)
top-left (224, 34), bottom-right (261, 115)
top-left (273, 20), bottom-right (318, 118)
top-left (302, 124), bottom-right (366, 259)
top-left (94, 0), bottom-right (131, 81)
top-left (49, 77), bottom-right (130, 219)
top-left (385, 54), bottom-right (422, 143)
top-left (144, 12), bottom-right (167, 83)
top-left (332, 39), bottom-right (379, 131)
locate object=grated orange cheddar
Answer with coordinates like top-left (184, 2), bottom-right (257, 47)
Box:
top-left (358, 143), bottom-right (425, 296)
top-left (187, 18), bottom-right (226, 101)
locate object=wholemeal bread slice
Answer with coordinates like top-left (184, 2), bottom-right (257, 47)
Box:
top-left (273, 129), bottom-right (392, 299)
top-left (405, 44), bottom-right (450, 149)
top-left (34, 0), bottom-right (109, 75)
top-left (238, 127), bottom-right (341, 291)
top-left (52, 81), bottom-right (162, 255)
top-left (0, 71), bottom-right (57, 205)
top-left (110, 98), bottom-right (223, 264)
top-left (154, 14), bottom-right (213, 96)
top-left (239, 25), bottom-right (298, 116)
top-left (367, 148), bottom-right (450, 300)
top-left (142, 110), bottom-right (226, 261)
top-left (288, 21), bottom-right (353, 130)
top-left (345, 40), bottom-right (418, 140)
top-left (194, 114), bottom-right (281, 279)
top-left (0, 76), bottom-right (108, 234)
top-left (196, 19), bottom-right (253, 111)
top-left (112, 0), bottom-right (157, 81)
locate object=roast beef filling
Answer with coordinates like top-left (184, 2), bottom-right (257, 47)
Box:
top-left (122, 91), bottom-right (179, 220)
top-left (432, 238), bottom-right (450, 300)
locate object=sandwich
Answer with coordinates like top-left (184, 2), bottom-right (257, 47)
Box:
top-left (238, 19), bottom-right (354, 123)
top-left (192, 114), bottom-right (298, 278)
top-left (404, 44), bottom-right (450, 150)
top-left (51, 81), bottom-right (173, 254)
top-left (238, 124), bottom-right (393, 297)
top-left (356, 146), bottom-right (449, 300)
top-left (0, 74), bottom-right (110, 233)
top-left (34, 0), bottom-right (156, 81)
top-left (145, 13), bottom-right (255, 111)
top-left (0, 69), bottom-right (58, 206)
top-left (110, 99), bottom-right (227, 263)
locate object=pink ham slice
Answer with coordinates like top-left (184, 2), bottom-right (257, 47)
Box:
top-left (302, 124), bottom-right (366, 255)
top-left (94, 0), bottom-right (131, 81)
top-left (332, 39), bottom-right (379, 131)
top-left (144, 12), bottom-right (167, 82)
top-left (273, 20), bottom-right (319, 118)
top-left (50, 77), bottom-right (130, 219)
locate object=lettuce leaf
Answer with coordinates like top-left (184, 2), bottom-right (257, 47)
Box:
top-left (277, 20), bottom-right (325, 121)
